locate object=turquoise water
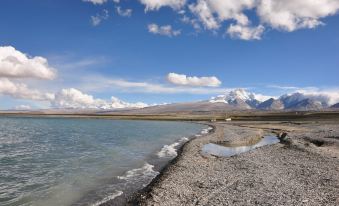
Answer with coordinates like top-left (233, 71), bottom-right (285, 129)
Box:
top-left (0, 117), bottom-right (206, 206)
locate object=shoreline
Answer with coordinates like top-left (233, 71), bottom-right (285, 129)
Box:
top-left (98, 122), bottom-right (215, 206)
top-left (127, 120), bottom-right (339, 205)
top-left (127, 124), bottom-right (217, 205)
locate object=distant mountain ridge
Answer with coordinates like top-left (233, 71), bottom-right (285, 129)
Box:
top-left (209, 89), bottom-right (337, 111)
top-left (8, 89), bottom-right (338, 113)
top-left (126, 89), bottom-right (339, 114)
top-left (210, 89), bottom-right (262, 109)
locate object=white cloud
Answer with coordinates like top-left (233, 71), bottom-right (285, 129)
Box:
top-left (253, 93), bottom-right (275, 102)
top-left (181, 15), bottom-right (201, 30)
top-left (256, 0), bottom-right (339, 32)
top-left (189, 0), bottom-right (219, 30)
top-left (0, 46), bottom-right (56, 80)
top-left (148, 24), bottom-right (181, 36)
top-left (167, 72), bottom-right (221, 87)
top-left (0, 46), bottom-right (150, 110)
top-left (188, 0), bottom-right (339, 39)
top-left (140, 0), bottom-right (186, 11)
top-left (81, 76), bottom-right (230, 95)
top-left (189, 0), bottom-right (256, 30)
top-left (82, 0), bottom-right (339, 39)
top-left (293, 88), bottom-right (339, 105)
top-left (116, 6), bottom-right (132, 17)
top-left (14, 105), bottom-right (31, 110)
top-left (268, 85), bottom-right (300, 90)
top-left (91, 9), bottom-right (109, 26)
top-left (0, 78), bottom-right (54, 101)
top-left (83, 0), bottom-right (107, 5)
top-left (51, 88), bottom-right (148, 109)
top-left (268, 85), bottom-right (339, 105)
top-left (227, 24), bottom-right (264, 40)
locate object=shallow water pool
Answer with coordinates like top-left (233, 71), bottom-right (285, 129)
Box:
top-left (202, 136), bottom-right (280, 157)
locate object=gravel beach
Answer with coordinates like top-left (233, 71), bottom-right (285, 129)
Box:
top-left (132, 121), bottom-right (339, 206)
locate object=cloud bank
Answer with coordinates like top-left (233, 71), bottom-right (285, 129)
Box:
top-left (52, 88), bottom-right (148, 109)
top-left (0, 78), bottom-right (54, 101)
top-left (0, 46), bottom-right (148, 110)
top-left (167, 72), bottom-right (221, 87)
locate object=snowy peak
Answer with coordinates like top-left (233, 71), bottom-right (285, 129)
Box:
top-left (209, 89), bottom-right (262, 109)
top-left (210, 89), bottom-right (256, 103)
top-left (209, 89), bottom-right (338, 110)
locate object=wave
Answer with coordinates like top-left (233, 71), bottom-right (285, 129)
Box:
top-left (157, 137), bottom-right (189, 158)
top-left (200, 126), bottom-right (213, 134)
top-left (90, 163), bottom-right (159, 206)
top-left (117, 163), bottom-right (159, 182)
top-left (91, 190), bottom-right (123, 206)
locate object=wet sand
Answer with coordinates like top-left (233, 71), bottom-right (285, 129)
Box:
top-left (131, 121), bottom-right (339, 206)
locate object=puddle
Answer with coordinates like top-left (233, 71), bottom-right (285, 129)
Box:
top-left (202, 136), bottom-right (280, 157)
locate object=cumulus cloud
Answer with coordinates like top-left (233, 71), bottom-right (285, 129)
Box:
top-left (82, 0), bottom-right (339, 40)
top-left (51, 88), bottom-right (148, 109)
top-left (167, 73), bottom-right (221, 87)
top-left (0, 78), bottom-right (54, 101)
top-left (256, 0), bottom-right (339, 32)
top-left (52, 88), bottom-right (106, 109)
top-left (0, 46), bottom-right (56, 80)
top-left (83, 0), bottom-right (107, 5)
top-left (189, 0), bottom-right (219, 30)
top-left (188, 0), bottom-right (339, 39)
top-left (148, 24), bottom-right (181, 37)
top-left (140, 0), bottom-right (186, 11)
top-left (189, 0), bottom-right (255, 29)
top-left (91, 9), bottom-right (109, 26)
top-left (0, 46), bottom-right (149, 110)
top-left (116, 6), bottom-right (132, 17)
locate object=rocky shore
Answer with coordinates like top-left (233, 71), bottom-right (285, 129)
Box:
top-left (132, 121), bottom-right (339, 206)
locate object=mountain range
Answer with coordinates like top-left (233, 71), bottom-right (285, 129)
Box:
top-left (208, 89), bottom-right (335, 111)
top-left (5, 89), bottom-right (339, 113)
top-left (125, 89), bottom-right (339, 114)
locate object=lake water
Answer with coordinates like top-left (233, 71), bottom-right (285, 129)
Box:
top-left (0, 117), bottom-right (207, 206)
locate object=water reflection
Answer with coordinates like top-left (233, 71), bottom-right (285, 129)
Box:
top-left (202, 136), bottom-right (279, 157)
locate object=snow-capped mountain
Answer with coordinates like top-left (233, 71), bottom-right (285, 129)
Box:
top-left (209, 89), bottom-right (262, 109)
top-left (104, 89), bottom-right (339, 114)
top-left (209, 89), bottom-right (337, 111)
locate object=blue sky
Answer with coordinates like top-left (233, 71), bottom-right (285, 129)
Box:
top-left (0, 0), bottom-right (339, 109)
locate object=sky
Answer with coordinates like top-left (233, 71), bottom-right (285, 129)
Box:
top-left (0, 0), bottom-right (339, 109)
